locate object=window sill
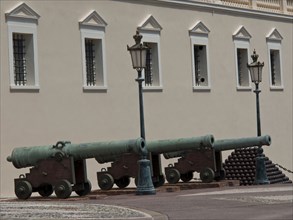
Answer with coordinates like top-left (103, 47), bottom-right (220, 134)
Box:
top-left (270, 86), bottom-right (284, 91)
top-left (236, 86), bottom-right (252, 91)
top-left (10, 85), bottom-right (40, 92)
top-left (143, 86), bottom-right (163, 92)
top-left (193, 86), bottom-right (211, 92)
top-left (83, 86), bottom-right (108, 92)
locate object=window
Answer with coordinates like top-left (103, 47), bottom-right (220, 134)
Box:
top-left (267, 28), bottom-right (283, 90)
top-left (233, 26), bottom-right (252, 90)
top-left (269, 49), bottom-right (281, 86)
top-left (6, 3), bottom-right (40, 90)
top-left (138, 15), bottom-right (163, 90)
top-left (190, 21), bottom-right (211, 90)
top-left (193, 45), bottom-right (208, 86)
top-left (79, 11), bottom-right (107, 90)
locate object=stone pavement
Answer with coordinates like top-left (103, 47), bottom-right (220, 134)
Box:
top-left (0, 182), bottom-right (292, 220)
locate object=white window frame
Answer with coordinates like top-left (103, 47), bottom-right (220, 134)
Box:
top-left (138, 15), bottom-right (163, 91)
top-left (266, 29), bottom-right (284, 90)
top-left (6, 3), bottom-right (40, 90)
top-left (234, 41), bottom-right (252, 90)
top-left (190, 21), bottom-right (211, 91)
top-left (233, 26), bottom-right (252, 91)
top-left (140, 32), bottom-right (163, 91)
top-left (79, 11), bottom-right (107, 91)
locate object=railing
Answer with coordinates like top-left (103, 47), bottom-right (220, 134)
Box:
top-left (195, 0), bottom-right (293, 14)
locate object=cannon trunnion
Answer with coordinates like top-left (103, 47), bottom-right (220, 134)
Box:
top-left (164, 135), bottom-right (271, 184)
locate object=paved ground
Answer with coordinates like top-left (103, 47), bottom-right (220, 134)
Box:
top-left (1, 183), bottom-right (292, 220)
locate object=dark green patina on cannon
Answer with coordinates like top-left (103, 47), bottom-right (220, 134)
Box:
top-left (164, 135), bottom-right (271, 184)
top-left (96, 135), bottom-right (214, 190)
top-left (7, 138), bottom-right (145, 199)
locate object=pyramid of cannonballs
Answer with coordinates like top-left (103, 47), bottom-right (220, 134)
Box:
top-left (223, 147), bottom-right (292, 185)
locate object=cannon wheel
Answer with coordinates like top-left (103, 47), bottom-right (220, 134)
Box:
top-left (98, 173), bottom-right (114, 190)
top-left (15, 180), bottom-right (32, 200)
top-left (153, 175), bottom-right (165, 188)
top-left (115, 177), bottom-right (130, 189)
top-left (55, 179), bottom-right (72, 199)
top-left (180, 172), bottom-right (193, 183)
top-left (215, 169), bottom-right (226, 181)
top-left (38, 183), bottom-right (53, 197)
top-left (200, 167), bottom-right (215, 183)
top-left (166, 168), bottom-right (180, 184)
top-left (75, 180), bottom-right (92, 196)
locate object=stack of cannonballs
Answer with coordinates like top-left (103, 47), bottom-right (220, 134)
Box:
top-left (223, 147), bottom-right (292, 185)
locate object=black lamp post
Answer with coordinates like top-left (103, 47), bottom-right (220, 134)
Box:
top-left (247, 49), bottom-right (270, 185)
top-left (127, 31), bottom-right (156, 195)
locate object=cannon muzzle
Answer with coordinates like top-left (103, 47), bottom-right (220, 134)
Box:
top-left (7, 138), bottom-right (145, 169)
top-left (163, 135), bottom-right (271, 159)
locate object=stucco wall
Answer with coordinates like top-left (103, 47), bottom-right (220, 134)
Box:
top-left (1, 0), bottom-right (292, 197)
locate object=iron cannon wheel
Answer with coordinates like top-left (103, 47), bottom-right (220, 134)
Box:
top-left (153, 175), bottom-right (165, 187)
top-left (166, 168), bottom-right (180, 184)
top-left (38, 183), bottom-right (53, 197)
top-left (180, 172), bottom-right (193, 182)
top-left (200, 167), bottom-right (215, 183)
top-left (75, 180), bottom-right (92, 196)
top-left (98, 173), bottom-right (114, 190)
top-left (54, 179), bottom-right (72, 199)
top-left (215, 169), bottom-right (226, 181)
top-left (15, 180), bottom-right (32, 200)
top-left (115, 177), bottom-right (130, 189)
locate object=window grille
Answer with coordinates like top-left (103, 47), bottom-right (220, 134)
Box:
top-left (194, 45), bottom-right (206, 86)
top-left (145, 46), bottom-right (153, 86)
top-left (13, 33), bottom-right (27, 85)
top-left (85, 39), bottom-right (96, 86)
top-left (237, 49), bottom-right (243, 85)
top-left (270, 50), bottom-right (276, 85)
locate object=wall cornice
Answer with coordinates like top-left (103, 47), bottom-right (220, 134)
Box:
top-left (133, 0), bottom-right (293, 21)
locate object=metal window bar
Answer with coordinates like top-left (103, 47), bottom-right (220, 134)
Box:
top-left (85, 39), bottom-right (96, 86)
top-left (13, 34), bottom-right (27, 85)
top-left (237, 49), bottom-right (243, 86)
top-left (145, 45), bottom-right (153, 86)
top-left (270, 50), bottom-right (276, 85)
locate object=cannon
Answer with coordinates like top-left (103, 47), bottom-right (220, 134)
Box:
top-left (96, 135), bottom-right (214, 190)
top-left (7, 138), bottom-right (145, 199)
top-left (163, 135), bottom-right (271, 184)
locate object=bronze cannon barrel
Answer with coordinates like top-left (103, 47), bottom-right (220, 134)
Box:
top-left (7, 138), bottom-right (145, 169)
top-left (163, 135), bottom-right (271, 159)
top-left (95, 135), bottom-right (214, 163)
top-left (147, 134), bottom-right (214, 154)
top-left (213, 135), bottom-right (271, 151)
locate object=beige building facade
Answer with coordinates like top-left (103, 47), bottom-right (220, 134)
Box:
top-left (0, 0), bottom-right (292, 197)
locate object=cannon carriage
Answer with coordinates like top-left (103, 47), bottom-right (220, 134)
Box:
top-left (96, 135), bottom-right (215, 190)
top-left (7, 138), bottom-right (145, 199)
top-left (163, 135), bottom-right (271, 184)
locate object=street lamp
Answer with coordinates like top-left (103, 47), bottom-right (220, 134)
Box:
top-left (247, 49), bottom-right (270, 185)
top-left (127, 31), bottom-right (156, 195)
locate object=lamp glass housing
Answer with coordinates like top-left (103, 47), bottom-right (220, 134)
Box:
top-left (129, 45), bottom-right (147, 69)
top-left (248, 62), bottom-right (263, 83)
